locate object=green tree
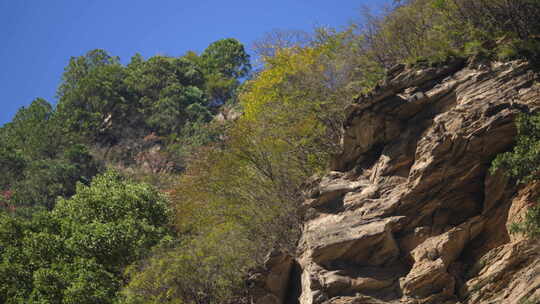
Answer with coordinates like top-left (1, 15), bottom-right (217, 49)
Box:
top-left (0, 171), bottom-right (172, 303)
top-left (1, 98), bottom-right (65, 159)
top-left (0, 99), bottom-right (99, 211)
top-left (57, 49), bottom-right (120, 99)
top-left (10, 144), bottom-right (100, 210)
top-left (53, 170), bottom-right (172, 271)
top-left (57, 62), bottom-right (134, 143)
top-left (30, 258), bottom-right (119, 304)
top-left (0, 145), bottom-right (25, 191)
top-left (0, 210), bottom-right (60, 304)
top-left (200, 38), bottom-right (252, 105)
top-left (125, 55), bottom-right (206, 136)
top-left (200, 38), bottom-right (251, 79)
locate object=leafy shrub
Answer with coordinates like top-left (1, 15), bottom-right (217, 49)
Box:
top-left (509, 205), bottom-right (540, 237)
top-left (491, 114), bottom-right (540, 183)
top-left (122, 223), bottom-right (254, 304)
top-left (492, 113), bottom-right (540, 238)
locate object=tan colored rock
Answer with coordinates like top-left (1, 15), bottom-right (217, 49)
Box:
top-left (400, 217), bottom-right (484, 298)
top-left (302, 215), bottom-right (404, 266)
top-left (304, 172), bottom-right (369, 211)
top-left (265, 251), bottom-right (295, 302)
top-left (321, 295), bottom-right (387, 304)
top-left (248, 250), bottom-right (294, 304)
top-left (292, 59), bottom-right (540, 304)
top-left (460, 241), bottom-right (540, 304)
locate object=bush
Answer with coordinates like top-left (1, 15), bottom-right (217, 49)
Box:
top-left (362, 0), bottom-right (540, 67)
top-left (509, 205), bottom-right (540, 237)
top-left (492, 113), bottom-right (540, 238)
top-left (122, 223), bottom-right (254, 304)
top-left (491, 114), bottom-right (540, 183)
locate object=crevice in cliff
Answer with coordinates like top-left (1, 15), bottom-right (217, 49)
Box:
top-left (451, 168), bottom-right (516, 301)
top-left (312, 195), bottom-right (345, 214)
top-left (456, 151), bottom-right (519, 268)
top-left (284, 260), bottom-right (302, 304)
top-left (447, 176), bottom-right (486, 227)
top-left (351, 143), bottom-right (385, 173)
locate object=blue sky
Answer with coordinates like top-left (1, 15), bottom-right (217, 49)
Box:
top-left (0, 0), bottom-right (389, 126)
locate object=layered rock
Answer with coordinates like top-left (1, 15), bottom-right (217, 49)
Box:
top-left (253, 59), bottom-right (540, 304)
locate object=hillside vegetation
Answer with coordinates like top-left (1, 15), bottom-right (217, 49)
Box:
top-left (2, 1), bottom-right (540, 303)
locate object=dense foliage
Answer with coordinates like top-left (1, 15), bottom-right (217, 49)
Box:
top-left (3, 0), bottom-right (540, 303)
top-left (0, 99), bottom-right (99, 211)
top-left (57, 38), bottom-right (249, 145)
top-left (362, 0), bottom-right (540, 67)
top-left (0, 38), bottom-right (249, 303)
top-left (0, 171), bottom-right (171, 303)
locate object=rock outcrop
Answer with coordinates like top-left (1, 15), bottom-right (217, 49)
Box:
top-left (256, 58), bottom-right (540, 304)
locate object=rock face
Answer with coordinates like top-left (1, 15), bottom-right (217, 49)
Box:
top-left (248, 250), bottom-right (296, 304)
top-left (256, 59), bottom-right (540, 304)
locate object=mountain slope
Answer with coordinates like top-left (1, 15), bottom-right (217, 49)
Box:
top-left (251, 58), bottom-right (540, 304)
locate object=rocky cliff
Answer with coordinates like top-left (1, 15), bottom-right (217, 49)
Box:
top-left (250, 58), bottom-right (540, 304)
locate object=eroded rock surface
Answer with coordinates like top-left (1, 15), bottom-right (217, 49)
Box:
top-left (290, 59), bottom-right (540, 304)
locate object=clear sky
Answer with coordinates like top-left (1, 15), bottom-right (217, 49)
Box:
top-left (0, 0), bottom-right (389, 126)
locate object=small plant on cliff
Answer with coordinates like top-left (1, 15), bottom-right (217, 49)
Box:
top-left (509, 205), bottom-right (540, 237)
top-left (491, 114), bottom-right (540, 183)
top-left (491, 113), bottom-right (540, 237)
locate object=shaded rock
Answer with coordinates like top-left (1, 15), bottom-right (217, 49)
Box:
top-left (304, 172), bottom-right (369, 212)
top-left (248, 250), bottom-right (294, 304)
